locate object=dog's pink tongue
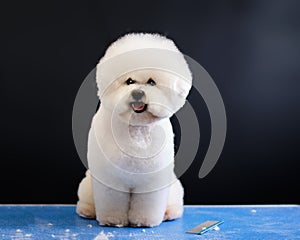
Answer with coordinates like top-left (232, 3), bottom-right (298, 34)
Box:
top-left (132, 102), bottom-right (145, 111)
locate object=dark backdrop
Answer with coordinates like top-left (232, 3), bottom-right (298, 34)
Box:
top-left (1, 0), bottom-right (299, 204)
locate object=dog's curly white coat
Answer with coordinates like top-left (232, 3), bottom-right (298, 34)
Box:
top-left (77, 33), bottom-right (192, 227)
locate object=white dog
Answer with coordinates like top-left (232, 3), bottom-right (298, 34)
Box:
top-left (76, 33), bottom-right (192, 227)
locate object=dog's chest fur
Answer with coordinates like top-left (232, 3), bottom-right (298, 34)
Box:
top-left (128, 125), bottom-right (152, 148)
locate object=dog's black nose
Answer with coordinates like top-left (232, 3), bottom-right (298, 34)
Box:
top-left (131, 90), bottom-right (144, 100)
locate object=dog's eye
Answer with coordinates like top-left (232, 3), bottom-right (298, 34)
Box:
top-left (126, 78), bottom-right (135, 85)
top-left (147, 78), bottom-right (156, 86)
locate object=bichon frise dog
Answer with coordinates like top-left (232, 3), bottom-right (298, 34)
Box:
top-left (76, 33), bottom-right (192, 227)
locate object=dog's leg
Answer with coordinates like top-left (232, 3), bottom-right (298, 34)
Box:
top-left (92, 180), bottom-right (130, 227)
top-left (76, 170), bottom-right (96, 218)
top-left (164, 179), bottom-right (184, 221)
top-left (128, 188), bottom-right (169, 227)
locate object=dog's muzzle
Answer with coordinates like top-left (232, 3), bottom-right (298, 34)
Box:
top-left (130, 90), bottom-right (147, 113)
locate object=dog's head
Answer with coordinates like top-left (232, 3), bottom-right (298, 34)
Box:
top-left (96, 33), bottom-right (192, 125)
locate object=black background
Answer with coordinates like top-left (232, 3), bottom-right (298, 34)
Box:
top-left (1, 0), bottom-right (299, 204)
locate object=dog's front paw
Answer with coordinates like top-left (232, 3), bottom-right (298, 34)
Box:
top-left (163, 204), bottom-right (183, 221)
top-left (76, 201), bottom-right (96, 219)
top-left (128, 210), bottom-right (163, 227)
top-left (98, 212), bottom-right (129, 227)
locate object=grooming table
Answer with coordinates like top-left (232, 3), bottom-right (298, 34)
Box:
top-left (0, 205), bottom-right (299, 239)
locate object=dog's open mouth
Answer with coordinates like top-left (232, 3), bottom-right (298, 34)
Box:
top-left (131, 102), bottom-right (147, 113)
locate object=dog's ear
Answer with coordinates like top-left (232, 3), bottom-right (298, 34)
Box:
top-left (175, 77), bottom-right (192, 99)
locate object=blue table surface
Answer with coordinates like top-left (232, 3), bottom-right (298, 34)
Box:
top-left (0, 205), bottom-right (299, 240)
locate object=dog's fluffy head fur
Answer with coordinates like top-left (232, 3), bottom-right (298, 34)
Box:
top-left (96, 33), bottom-right (192, 125)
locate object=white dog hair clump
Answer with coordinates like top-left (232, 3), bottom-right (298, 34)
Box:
top-left (101, 33), bottom-right (180, 59)
top-left (77, 33), bottom-right (192, 227)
